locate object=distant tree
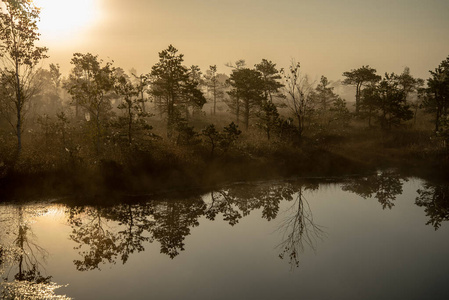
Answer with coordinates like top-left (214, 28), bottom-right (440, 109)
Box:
top-left (204, 65), bottom-right (224, 115)
top-left (360, 83), bottom-right (380, 127)
top-left (131, 72), bottom-right (149, 113)
top-left (202, 122), bottom-right (241, 157)
top-left (0, 0), bottom-right (48, 155)
top-left (63, 53), bottom-right (115, 154)
top-left (376, 73), bottom-right (414, 130)
top-left (423, 56), bottom-right (449, 132)
top-left (256, 100), bottom-right (280, 140)
top-left (185, 65), bottom-right (206, 118)
top-left (281, 62), bottom-right (315, 137)
top-left (227, 68), bottom-right (265, 129)
top-left (255, 59), bottom-right (284, 102)
top-left (114, 71), bottom-right (152, 146)
top-left (314, 76), bottom-right (338, 111)
top-left (329, 97), bottom-right (351, 129)
top-left (31, 65), bottom-right (63, 116)
top-left (150, 45), bottom-right (205, 137)
top-left (342, 65), bottom-right (381, 115)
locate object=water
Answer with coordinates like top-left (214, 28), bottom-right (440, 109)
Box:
top-left (1, 172), bottom-right (448, 299)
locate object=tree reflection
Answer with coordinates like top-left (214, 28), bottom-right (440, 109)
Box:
top-left (276, 183), bottom-right (323, 268)
top-left (67, 197), bottom-right (205, 270)
top-left (68, 206), bottom-right (122, 271)
top-left (205, 181), bottom-right (323, 267)
top-left (0, 205), bottom-right (71, 299)
top-left (342, 170), bottom-right (406, 209)
top-left (151, 198), bottom-right (205, 258)
top-left (204, 182), bottom-right (298, 225)
top-left (66, 180), bottom-right (325, 270)
top-left (416, 182), bottom-right (449, 230)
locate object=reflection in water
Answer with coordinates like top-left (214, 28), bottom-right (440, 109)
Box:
top-left (276, 183), bottom-right (324, 268)
top-left (66, 181), bottom-right (324, 270)
top-left (0, 205), bottom-right (71, 300)
top-left (67, 197), bottom-right (206, 270)
top-left (416, 182), bottom-right (449, 230)
top-left (342, 170), bottom-right (406, 209)
top-left (2, 175), bottom-right (446, 285)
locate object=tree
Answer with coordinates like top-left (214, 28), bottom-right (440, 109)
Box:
top-left (114, 71), bottom-right (151, 146)
top-left (254, 59), bottom-right (284, 103)
top-left (0, 0), bottom-right (48, 155)
top-left (202, 122), bottom-right (241, 157)
top-left (342, 65), bottom-right (381, 115)
top-left (185, 64), bottom-right (206, 118)
top-left (131, 71), bottom-right (149, 113)
top-left (63, 53), bottom-right (115, 154)
top-left (150, 45), bottom-right (205, 137)
top-left (256, 100), bottom-right (280, 140)
top-left (281, 62), bottom-right (315, 137)
top-left (376, 73), bottom-right (414, 130)
top-left (314, 76), bottom-right (338, 111)
top-left (423, 56), bottom-right (449, 132)
top-left (204, 65), bottom-right (224, 115)
top-left (227, 67), bottom-right (265, 129)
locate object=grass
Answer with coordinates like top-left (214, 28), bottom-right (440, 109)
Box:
top-left (0, 112), bottom-right (448, 202)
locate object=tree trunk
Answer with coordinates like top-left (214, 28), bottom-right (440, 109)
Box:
top-left (128, 102), bottom-right (132, 145)
top-left (15, 61), bottom-right (22, 155)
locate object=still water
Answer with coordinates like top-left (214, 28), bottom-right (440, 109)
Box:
top-left (1, 172), bottom-right (448, 299)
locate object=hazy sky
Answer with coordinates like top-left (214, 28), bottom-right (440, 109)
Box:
top-left (36, 0), bottom-right (449, 81)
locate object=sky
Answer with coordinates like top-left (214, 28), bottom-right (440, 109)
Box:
top-left (35, 0), bottom-right (449, 82)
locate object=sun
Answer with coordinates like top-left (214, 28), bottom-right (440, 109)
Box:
top-left (34, 0), bottom-right (100, 41)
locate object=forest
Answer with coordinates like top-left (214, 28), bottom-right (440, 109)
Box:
top-left (0, 1), bottom-right (449, 200)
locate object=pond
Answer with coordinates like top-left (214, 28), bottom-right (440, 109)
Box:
top-left (1, 171), bottom-right (449, 299)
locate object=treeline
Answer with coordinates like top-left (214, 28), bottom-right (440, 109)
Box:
top-left (0, 1), bottom-right (449, 196)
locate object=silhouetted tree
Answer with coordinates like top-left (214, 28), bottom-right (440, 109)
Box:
top-left (64, 53), bottom-right (115, 154)
top-left (114, 71), bottom-right (152, 146)
top-left (423, 56), bottom-right (449, 132)
top-left (227, 67), bottom-right (265, 129)
top-left (256, 100), bottom-right (280, 140)
top-left (342, 65), bottom-right (381, 115)
top-left (281, 61), bottom-right (315, 137)
top-left (365, 73), bottom-right (414, 130)
top-left (150, 45), bottom-right (205, 137)
top-left (0, 0), bottom-right (48, 155)
top-left (314, 76), bottom-right (338, 111)
top-left (255, 59), bottom-right (284, 102)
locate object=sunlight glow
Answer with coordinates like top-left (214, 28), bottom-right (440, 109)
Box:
top-left (34, 0), bottom-right (100, 41)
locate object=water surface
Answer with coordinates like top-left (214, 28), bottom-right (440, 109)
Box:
top-left (1, 172), bottom-right (448, 299)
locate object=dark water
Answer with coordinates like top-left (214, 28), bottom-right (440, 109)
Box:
top-left (1, 172), bottom-right (448, 299)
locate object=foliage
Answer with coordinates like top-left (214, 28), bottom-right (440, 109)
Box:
top-left (423, 56), bottom-right (449, 131)
top-left (227, 67), bottom-right (265, 129)
top-left (254, 59), bottom-right (284, 102)
top-left (114, 70), bottom-right (152, 146)
top-left (342, 65), bottom-right (381, 114)
top-left (0, 0), bottom-right (48, 154)
top-left (150, 45), bottom-right (205, 137)
top-left (256, 100), bottom-right (280, 140)
top-left (202, 122), bottom-right (242, 157)
top-left (63, 53), bottom-right (115, 154)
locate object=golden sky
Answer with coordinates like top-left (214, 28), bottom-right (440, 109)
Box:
top-left (36, 0), bottom-right (449, 81)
